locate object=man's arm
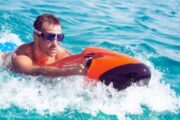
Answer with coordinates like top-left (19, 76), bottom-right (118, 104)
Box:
top-left (11, 53), bottom-right (85, 77)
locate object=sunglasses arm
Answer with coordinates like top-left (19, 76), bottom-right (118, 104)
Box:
top-left (34, 29), bottom-right (42, 35)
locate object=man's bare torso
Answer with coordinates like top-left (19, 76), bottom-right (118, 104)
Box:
top-left (14, 42), bottom-right (70, 66)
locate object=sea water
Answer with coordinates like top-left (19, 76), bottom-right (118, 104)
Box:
top-left (0, 0), bottom-right (179, 120)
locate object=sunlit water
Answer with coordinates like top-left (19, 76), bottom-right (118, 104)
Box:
top-left (0, 0), bottom-right (179, 120)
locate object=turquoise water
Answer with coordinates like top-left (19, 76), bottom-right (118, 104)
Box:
top-left (0, 0), bottom-right (179, 119)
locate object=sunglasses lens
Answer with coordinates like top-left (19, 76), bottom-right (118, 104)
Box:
top-left (45, 34), bottom-right (56, 41)
top-left (57, 34), bottom-right (64, 42)
top-left (42, 33), bottom-right (64, 42)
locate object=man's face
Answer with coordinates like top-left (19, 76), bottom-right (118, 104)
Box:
top-left (38, 22), bottom-right (62, 57)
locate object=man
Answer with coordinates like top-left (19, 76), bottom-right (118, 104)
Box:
top-left (6, 14), bottom-right (85, 76)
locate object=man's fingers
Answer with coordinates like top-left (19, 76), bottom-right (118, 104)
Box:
top-left (80, 64), bottom-right (85, 69)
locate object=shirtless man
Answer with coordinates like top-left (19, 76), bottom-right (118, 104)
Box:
top-left (6, 14), bottom-right (85, 76)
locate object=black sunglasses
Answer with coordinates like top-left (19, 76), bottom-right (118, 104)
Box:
top-left (35, 29), bottom-right (64, 42)
top-left (40, 32), bottom-right (64, 42)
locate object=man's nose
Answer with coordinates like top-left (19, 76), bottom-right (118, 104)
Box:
top-left (51, 39), bottom-right (59, 46)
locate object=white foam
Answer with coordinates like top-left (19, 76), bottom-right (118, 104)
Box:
top-left (0, 29), bottom-right (24, 66)
top-left (0, 29), bottom-right (23, 46)
top-left (0, 64), bottom-right (179, 120)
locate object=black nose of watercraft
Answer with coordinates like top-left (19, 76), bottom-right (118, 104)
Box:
top-left (99, 63), bottom-right (151, 90)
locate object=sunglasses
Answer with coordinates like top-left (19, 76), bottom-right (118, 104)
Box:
top-left (34, 29), bottom-right (64, 42)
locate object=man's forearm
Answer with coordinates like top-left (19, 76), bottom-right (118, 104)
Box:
top-left (32, 66), bottom-right (83, 77)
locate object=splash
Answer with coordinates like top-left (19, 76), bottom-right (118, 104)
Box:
top-left (0, 29), bottom-right (23, 66)
top-left (0, 63), bottom-right (179, 120)
top-left (0, 29), bottom-right (23, 46)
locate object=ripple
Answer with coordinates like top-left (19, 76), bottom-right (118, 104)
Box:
top-left (151, 56), bottom-right (180, 75)
top-left (144, 38), bottom-right (180, 51)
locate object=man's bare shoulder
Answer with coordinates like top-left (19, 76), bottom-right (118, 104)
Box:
top-left (15, 42), bottom-right (33, 55)
top-left (11, 43), bottom-right (34, 72)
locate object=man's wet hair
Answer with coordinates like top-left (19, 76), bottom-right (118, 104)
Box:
top-left (33, 14), bottom-right (60, 31)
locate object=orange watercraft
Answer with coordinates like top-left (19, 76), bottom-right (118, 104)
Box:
top-left (51, 47), bottom-right (151, 90)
